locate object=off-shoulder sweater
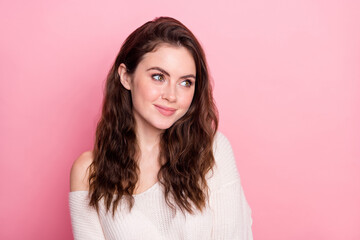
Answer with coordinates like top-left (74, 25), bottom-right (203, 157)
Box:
top-left (69, 131), bottom-right (253, 239)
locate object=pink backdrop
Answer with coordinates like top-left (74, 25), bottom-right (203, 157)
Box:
top-left (1, 0), bottom-right (359, 239)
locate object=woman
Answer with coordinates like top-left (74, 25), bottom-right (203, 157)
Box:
top-left (69, 16), bottom-right (253, 239)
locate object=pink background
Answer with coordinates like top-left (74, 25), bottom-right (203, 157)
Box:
top-left (1, 0), bottom-right (359, 239)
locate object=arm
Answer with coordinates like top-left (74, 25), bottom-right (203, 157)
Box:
top-left (210, 181), bottom-right (253, 239)
top-left (69, 151), bottom-right (106, 240)
top-left (210, 132), bottom-right (253, 240)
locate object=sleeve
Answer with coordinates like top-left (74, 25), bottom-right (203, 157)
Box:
top-left (69, 191), bottom-right (106, 240)
top-left (209, 132), bottom-right (253, 240)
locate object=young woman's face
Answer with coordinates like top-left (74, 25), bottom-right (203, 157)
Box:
top-left (119, 43), bottom-right (196, 132)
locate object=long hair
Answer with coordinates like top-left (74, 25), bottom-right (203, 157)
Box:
top-left (88, 16), bottom-right (219, 216)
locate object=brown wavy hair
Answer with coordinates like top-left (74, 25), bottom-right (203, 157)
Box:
top-left (88, 16), bottom-right (219, 216)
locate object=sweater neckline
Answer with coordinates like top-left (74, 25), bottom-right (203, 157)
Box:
top-left (69, 182), bottom-right (160, 197)
top-left (133, 181), bottom-right (160, 197)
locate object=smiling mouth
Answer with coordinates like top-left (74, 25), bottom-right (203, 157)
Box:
top-left (154, 104), bottom-right (176, 116)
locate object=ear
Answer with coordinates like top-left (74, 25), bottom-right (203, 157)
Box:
top-left (118, 63), bottom-right (131, 90)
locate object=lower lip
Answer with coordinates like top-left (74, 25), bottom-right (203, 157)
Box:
top-left (155, 105), bottom-right (176, 116)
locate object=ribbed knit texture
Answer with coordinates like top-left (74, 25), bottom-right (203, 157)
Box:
top-left (69, 131), bottom-right (253, 239)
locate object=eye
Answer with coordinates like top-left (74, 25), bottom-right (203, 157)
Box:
top-left (152, 73), bottom-right (165, 82)
top-left (180, 80), bottom-right (193, 87)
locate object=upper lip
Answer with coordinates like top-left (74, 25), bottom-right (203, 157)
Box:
top-left (154, 104), bottom-right (176, 111)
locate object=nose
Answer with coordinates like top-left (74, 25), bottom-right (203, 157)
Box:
top-left (161, 83), bottom-right (177, 102)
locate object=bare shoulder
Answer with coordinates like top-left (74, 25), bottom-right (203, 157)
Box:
top-left (70, 150), bottom-right (94, 192)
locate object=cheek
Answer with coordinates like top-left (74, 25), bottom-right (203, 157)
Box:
top-left (134, 80), bottom-right (161, 102)
top-left (179, 90), bottom-right (195, 108)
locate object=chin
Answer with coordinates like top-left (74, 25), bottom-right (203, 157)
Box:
top-left (151, 118), bottom-right (179, 130)
top-left (153, 122), bottom-right (175, 131)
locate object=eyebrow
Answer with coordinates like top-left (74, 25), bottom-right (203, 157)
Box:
top-left (146, 67), bottom-right (196, 80)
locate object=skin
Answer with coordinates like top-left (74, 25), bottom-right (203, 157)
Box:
top-left (70, 43), bottom-right (196, 194)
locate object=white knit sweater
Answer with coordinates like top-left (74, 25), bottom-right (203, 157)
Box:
top-left (69, 132), bottom-right (253, 239)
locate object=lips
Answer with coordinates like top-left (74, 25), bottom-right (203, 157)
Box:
top-left (154, 104), bottom-right (176, 116)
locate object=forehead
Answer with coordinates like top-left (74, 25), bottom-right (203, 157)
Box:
top-left (137, 43), bottom-right (196, 75)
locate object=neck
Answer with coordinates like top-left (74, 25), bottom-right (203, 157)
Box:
top-left (137, 127), bottom-right (161, 154)
top-left (133, 114), bottom-right (162, 155)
